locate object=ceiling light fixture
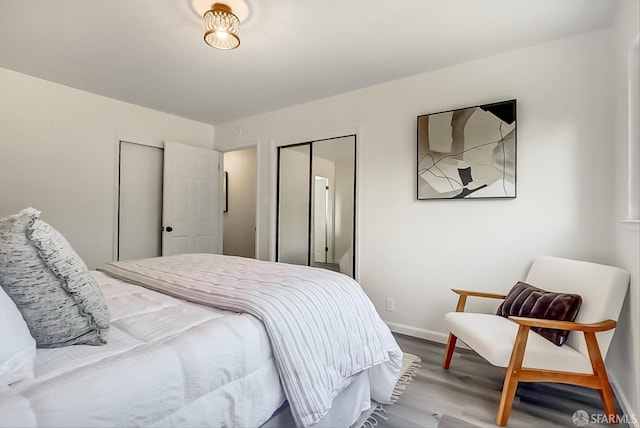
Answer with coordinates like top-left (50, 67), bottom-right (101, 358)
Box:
top-left (203, 3), bottom-right (240, 50)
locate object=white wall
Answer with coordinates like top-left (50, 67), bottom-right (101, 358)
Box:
top-left (214, 28), bottom-right (640, 409)
top-left (610, 0), bottom-right (640, 420)
top-left (0, 68), bottom-right (214, 269)
top-left (223, 147), bottom-right (257, 258)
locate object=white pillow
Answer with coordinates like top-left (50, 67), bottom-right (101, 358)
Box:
top-left (0, 286), bottom-right (36, 388)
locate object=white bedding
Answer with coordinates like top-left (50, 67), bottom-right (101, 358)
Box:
top-left (98, 254), bottom-right (403, 427)
top-left (0, 271), bottom-right (285, 428)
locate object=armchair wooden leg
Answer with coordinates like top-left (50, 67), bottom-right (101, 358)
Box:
top-left (442, 333), bottom-right (457, 369)
top-left (497, 324), bottom-right (530, 427)
top-left (443, 294), bottom-right (469, 370)
top-left (584, 332), bottom-right (618, 422)
top-left (497, 374), bottom-right (519, 427)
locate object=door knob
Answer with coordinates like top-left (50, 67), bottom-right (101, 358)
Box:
top-left (165, 226), bottom-right (173, 232)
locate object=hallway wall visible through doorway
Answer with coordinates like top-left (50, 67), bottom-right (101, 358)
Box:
top-left (223, 147), bottom-right (257, 258)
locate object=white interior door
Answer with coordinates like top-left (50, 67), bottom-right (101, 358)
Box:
top-left (162, 141), bottom-right (221, 256)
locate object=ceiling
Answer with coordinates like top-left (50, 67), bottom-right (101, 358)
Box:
top-left (0, 0), bottom-right (621, 125)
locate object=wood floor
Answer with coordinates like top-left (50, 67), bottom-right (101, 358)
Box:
top-left (378, 334), bottom-right (628, 428)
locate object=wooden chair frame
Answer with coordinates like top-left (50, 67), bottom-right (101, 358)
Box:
top-left (442, 289), bottom-right (618, 427)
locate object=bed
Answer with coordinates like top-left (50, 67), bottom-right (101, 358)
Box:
top-left (0, 210), bottom-right (403, 428)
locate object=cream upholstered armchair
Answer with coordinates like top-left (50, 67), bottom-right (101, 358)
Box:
top-left (442, 256), bottom-right (630, 426)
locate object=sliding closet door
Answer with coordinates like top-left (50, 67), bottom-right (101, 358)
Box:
top-left (312, 136), bottom-right (355, 277)
top-left (277, 144), bottom-right (310, 265)
top-left (277, 136), bottom-right (356, 277)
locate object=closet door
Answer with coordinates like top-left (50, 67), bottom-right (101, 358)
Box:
top-left (276, 135), bottom-right (356, 277)
top-left (118, 141), bottom-right (163, 261)
top-left (277, 144), bottom-right (311, 265)
top-left (312, 136), bottom-right (355, 277)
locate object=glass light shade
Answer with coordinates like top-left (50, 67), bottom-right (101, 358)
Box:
top-left (203, 3), bottom-right (240, 50)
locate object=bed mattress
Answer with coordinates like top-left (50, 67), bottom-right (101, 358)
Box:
top-left (0, 271), bottom-right (285, 427)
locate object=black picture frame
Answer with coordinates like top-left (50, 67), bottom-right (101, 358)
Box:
top-left (417, 99), bottom-right (517, 200)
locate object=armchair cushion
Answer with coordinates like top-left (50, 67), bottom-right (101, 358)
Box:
top-left (445, 312), bottom-right (593, 374)
top-left (496, 282), bottom-right (582, 346)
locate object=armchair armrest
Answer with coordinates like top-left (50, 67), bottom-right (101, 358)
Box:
top-left (450, 289), bottom-right (506, 312)
top-left (452, 289), bottom-right (507, 300)
top-left (508, 316), bottom-right (617, 333)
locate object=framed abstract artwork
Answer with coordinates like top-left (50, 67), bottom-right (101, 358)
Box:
top-left (417, 99), bottom-right (517, 200)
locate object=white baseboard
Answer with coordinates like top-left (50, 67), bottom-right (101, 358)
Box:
top-left (608, 372), bottom-right (639, 428)
top-left (386, 321), bottom-right (638, 427)
top-left (385, 321), bottom-right (470, 349)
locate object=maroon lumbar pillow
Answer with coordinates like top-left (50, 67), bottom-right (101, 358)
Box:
top-left (496, 282), bottom-right (582, 346)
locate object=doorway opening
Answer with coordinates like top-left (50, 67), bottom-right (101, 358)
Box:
top-left (222, 147), bottom-right (257, 259)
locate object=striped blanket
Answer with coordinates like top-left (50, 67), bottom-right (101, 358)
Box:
top-left (98, 254), bottom-right (402, 427)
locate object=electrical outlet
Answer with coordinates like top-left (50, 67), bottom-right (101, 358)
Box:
top-left (386, 298), bottom-right (395, 312)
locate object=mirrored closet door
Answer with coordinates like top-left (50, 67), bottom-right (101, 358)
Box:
top-left (276, 135), bottom-right (356, 277)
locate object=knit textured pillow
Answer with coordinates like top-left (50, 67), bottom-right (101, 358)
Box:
top-left (0, 208), bottom-right (110, 347)
top-left (496, 282), bottom-right (582, 346)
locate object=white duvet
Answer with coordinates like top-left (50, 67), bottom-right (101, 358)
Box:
top-left (0, 272), bottom-right (285, 428)
top-left (98, 254), bottom-right (403, 427)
